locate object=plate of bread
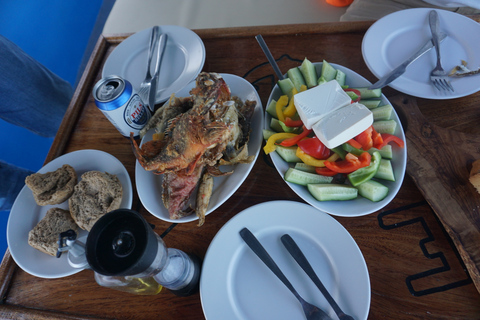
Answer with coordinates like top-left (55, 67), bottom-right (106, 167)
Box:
top-left (7, 149), bottom-right (133, 278)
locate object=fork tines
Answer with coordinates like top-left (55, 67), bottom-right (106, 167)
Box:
top-left (432, 78), bottom-right (455, 93)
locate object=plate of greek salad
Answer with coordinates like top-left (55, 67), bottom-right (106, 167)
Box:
top-left (263, 59), bottom-right (407, 217)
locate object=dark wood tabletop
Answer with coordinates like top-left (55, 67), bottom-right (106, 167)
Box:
top-left (1, 21), bottom-right (480, 319)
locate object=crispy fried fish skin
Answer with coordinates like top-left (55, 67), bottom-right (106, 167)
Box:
top-left (132, 72), bottom-right (256, 222)
top-left (131, 73), bottom-right (233, 175)
top-left (162, 165), bottom-right (204, 220)
top-left (195, 172), bottom-right (213, 227)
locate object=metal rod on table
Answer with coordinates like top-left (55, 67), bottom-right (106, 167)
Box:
top-left (255, 34), bottom-right (285, 80)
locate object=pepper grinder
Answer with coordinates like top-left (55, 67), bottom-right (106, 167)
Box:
top-left (84, 209), bottom-right (201, 296)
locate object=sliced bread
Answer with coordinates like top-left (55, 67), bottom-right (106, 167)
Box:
top-left (28, 207), bottom-right (79, 257)
top-left (25, 164), bottom-right (77, 206)
top-left (68, 171), bottom-right (123, 231)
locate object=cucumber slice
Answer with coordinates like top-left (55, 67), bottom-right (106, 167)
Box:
top-left (308, 184), bottom-right (358, 201)
top-left (351, 87), bottom-right (382, 99)
top-left (287, 67), bottom-right (306, 92)
top-left (375, 159), bottom-right (395, 181)
top-left (321, 60), bottom-right (337, 82)
top-left (285, 168), bottom-right (333, 186)
top-left (357, 180), bottom-right (389, 202)
top-left (300, 58), bottom-right (318, 88)
top-left (372, 104), bottom-right (393, 121)
top-left (278, 78), bottom-right (296, 99)
top-left (275, 146), bottom-right (302, 163)
top-left (263, 129), bottom-right (276, 140)
top-left (266, 99), bottom-right (278, 118)
top-left (335, 69), bottom-right (346, 87)
top-left (360, 99), bottom-right (382, 109)
top-left (368, 145), bottom-right (393, 159)
top-left (270, 118), bottom-right (283, 132)
top-left (348, 151), bottom-right (381, 186)
top-left (317, 76), bottom-right (327, 86)
top-left (294, 162), bottom-right (317, 173)
top-left (345, 90), bottom-right (359, 101)
top-left (373, 120), bottom-right (397, 134)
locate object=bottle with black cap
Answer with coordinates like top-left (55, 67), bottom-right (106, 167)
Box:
top-left (85, 209), bottom-right (201, 296)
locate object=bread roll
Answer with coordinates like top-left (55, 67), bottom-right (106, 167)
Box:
top-left (25, 164), bottom-right (77, 206)
top-left (68, 171), bottom-right (122, 231)
top-left (28, 208), bottom-right (78, 257)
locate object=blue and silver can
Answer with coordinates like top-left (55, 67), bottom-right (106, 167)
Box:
top-left (93, 75), bottom-right (151, 138)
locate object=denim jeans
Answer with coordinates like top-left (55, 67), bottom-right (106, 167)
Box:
top-left (0, 35), bottom-right (73, 211)
top-left (0, 161), bottom-right (33, 212)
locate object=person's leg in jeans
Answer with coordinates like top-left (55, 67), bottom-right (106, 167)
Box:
top-left (0, 35), bottom-right (73, 210)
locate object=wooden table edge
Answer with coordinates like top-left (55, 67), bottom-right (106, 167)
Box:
top-left (1, 18), bottom-right (479, 317)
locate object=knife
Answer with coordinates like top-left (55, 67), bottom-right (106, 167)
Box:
top-left (368, 32), bottom-right (447, 90)
top-left (148, 33), bottom-right (167, 112)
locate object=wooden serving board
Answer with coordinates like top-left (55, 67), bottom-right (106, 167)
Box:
top-left (391, 94), bottom-right (480, 294)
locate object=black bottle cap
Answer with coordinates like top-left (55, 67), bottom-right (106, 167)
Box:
top-left (85, 209), bottom-right (158, 276)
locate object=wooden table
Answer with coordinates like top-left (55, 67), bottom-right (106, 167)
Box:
top-left (1, 21), bottom-right (480, 319)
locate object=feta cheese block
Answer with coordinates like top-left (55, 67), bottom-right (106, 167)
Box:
top-left (294, 80), bottom-right (352, 129)
top-left (312, 102), bottom-right (373, 149)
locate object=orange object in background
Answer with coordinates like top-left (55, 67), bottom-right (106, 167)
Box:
top-left (326, 0), bottom-right (353, 7)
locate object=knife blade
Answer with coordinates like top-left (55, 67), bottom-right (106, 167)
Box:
top-left (148, 33), bottom-right (167, 112)
top-left (368, 32), bottom-right (447, 90)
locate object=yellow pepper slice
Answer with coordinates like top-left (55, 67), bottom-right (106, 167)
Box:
top-left (275, 95), bottom-right (288, 122)
top-left (283, 85), bottom-right (307, 118)
top-left (296, 148), bottom-right (326, 167)
top-left (264, 132), bottom-right (298, 155)
top-left (283, 88), bottom-right (298, 118)
top-left (295, 148), bottom-right (340, 167)
top-left (326, 152), bottom-right (340, 162)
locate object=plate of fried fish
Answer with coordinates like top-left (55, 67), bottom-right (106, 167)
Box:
top-left (133, 73), bottom-right (263, 225)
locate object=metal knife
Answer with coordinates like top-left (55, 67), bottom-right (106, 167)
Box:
top-left (148, 33), bottom-right (167, 112)
top-left (368, 32), bottom-right (447, 90)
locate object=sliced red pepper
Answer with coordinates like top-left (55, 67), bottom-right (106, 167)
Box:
top-left (297, 137), bottom-right (331, 160)
top-left (355, 126), bottom-right (373, 151)
top-left (347, 138), bottom-right (362, 149)
top-left (278, 126), bottom-right (312, 147)
top-left (344, 88), bottom-right (361, 103)
top-left (372, 126), bottom-right (384, 149)
top-left (283, 117), bottom-right (303, 128)
top-left (376, 133), bottom-right (405, 149)
top-left (315, 167), bottom-right (338, 176)
top-left (324, 152), bottom-right (371, 174)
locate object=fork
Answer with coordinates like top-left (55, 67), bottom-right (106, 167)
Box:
top-left (239, 228), bottom-right (331, 320)
top-left (138, 26), bottom-right (160, 111)
top-left (281, 234), bottom-right (355, 320)
top-left (428, 10), bottom-right (454, 93)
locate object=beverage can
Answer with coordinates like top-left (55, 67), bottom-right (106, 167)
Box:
top-left (93, 75), bottom-right (151, 138)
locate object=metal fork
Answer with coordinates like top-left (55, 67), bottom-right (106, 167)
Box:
top-left (428, 10), bottom-right (454, 93)
top-left (138, 26), bottom-right (160, 111)
top-left (239, 228), bottom-right (331, 320)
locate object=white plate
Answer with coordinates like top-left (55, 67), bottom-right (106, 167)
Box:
top-left (7, 149), bottom-right (133, 278)
top-left (265, 62), bottom-right (407, 217)
top-left (102, 25), bottom-right (206, 104)
top-left (200, 201), bottom-right (370, 320)
top-left (136, 73), bottom-right (264, 223)
top-left (362, 8), bottom-right (480, 99)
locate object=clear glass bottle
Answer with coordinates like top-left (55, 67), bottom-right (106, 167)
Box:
top-left (85, 209), bottom-right (201, 296)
